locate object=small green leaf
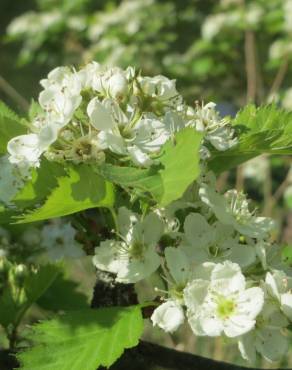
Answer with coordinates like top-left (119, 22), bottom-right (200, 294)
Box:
top-left (17, 306), bottom-right (144, 370)
top-left (208, 104), bottom-right (292, 173)
top-left (16, 165), bottom-right (115, 223)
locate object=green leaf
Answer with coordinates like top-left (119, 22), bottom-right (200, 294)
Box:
top-left (282, 245), bottom-right (292, 267)
top-left (208, 104), bottom-right (292, 174)
top-left (13, 160), bottom-right (66, 209)
top-left (100, 128), bottom-right (202, 206)
top-left (37, 273), bottom-right (88, 311)
top-left (157, 128), bottom-right (202, 205)
top-left (0, 264), bottom-right (61, 328)
top-left (0, 100), bottom-right (26, 154)
top-left (17, 306), bottom-right (144, 370)
top-left (15, 165), bottom-right (115, 223)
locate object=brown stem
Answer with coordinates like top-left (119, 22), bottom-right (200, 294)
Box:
top-left (269, 170), bottom-right (291, 211)
top-left (262, 155), bottom-right (273, 216)
top-left (244, 30), bottom-right (257, 103)
top-left (236, 28), bottom-right (258, 192)
top-left (268, 57), bottom-right (289, 101)
top-left (109, 340), bottom-right (287, 370)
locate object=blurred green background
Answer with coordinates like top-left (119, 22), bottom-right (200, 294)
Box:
top-left (1, 0), bottom-right (292, 368)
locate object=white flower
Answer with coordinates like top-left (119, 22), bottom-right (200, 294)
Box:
top-left (126, 114), bottom-right (170, 166)
top-left (265, 270), bottom-right (292, 321)
top-left (137, 75), bottom-right (179, 102)
top-left (151, 247), bottom-right (191, 333)
top-left (127, 110), bottom-right (185, 166)
top-left (7, 124), bottom-right (59, 168)
top-left (181, 213), bottom-right (256, 267)
top-left (184, 261), bottom-right (264, 338)
top-left (238, 300), bottom-right (289, 363)
top-left (91, 67), bottom-right (128, 99)
top-left (87, 97), bottom-right (128, 155)
top-left (151, 300), bottom-right (185, 333)
top-left (77, 62), bottom-right (102, 89)
top-left (199, 179), bottom-right (274, 239)
top-left (41, 220), bottom-right (84, 261)
top-left (93, 207), bottom-right (164, 283)
top-left (39, 66), bottom-right (82, 126)
top-left (189, 102), bottom-right (237, 151)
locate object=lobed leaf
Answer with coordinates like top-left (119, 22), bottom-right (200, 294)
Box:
top-left (99, 128), bottom-right (202, 206)
top-left (17, 306), bottom-right (144, 370)
top-left (208, 104), bottom-right (292, 174)
top-left (15, 165), bottom-right (115, 223)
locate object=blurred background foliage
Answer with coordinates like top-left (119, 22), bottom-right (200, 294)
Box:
top-left (1, 0), bottom-right (292, 368)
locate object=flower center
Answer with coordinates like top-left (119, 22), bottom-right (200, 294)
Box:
top-left (170, 284), bottom-right (185, 302)
top-left (216, 297), bottom-right (236, 318)
top-left (128, 240), bottom-right (144, 260)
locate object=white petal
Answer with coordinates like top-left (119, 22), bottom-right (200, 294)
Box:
top-left (7, 134), bottom-right (42, 166)
top-left (98, 131), bottom-right (126, 154)
top-left (211, 261), bottom-right (245, 295)
top-left (238, 332), bottom-right (257, 364)
top-left (139, 212), bottom-right (164, 245)
top-left (93, 240), bottom-right (126, 275)
top-left (183, 279), bottom-right (209, 311)
top-left (186, 310), bottom-right (207, 336)
top-left (165, 247), bottom-right (190, 285)
top-left (117, 207), bottom-right (138, 237)
top-left (229, 245), bottom-right (256, 268)
top-left (255, 328), bottom-right (288, 362)
top-left (87, 98), bottom-right (115, 130)
top-left (265, 272), bottom-right (281, 301)
top-left (107, 73), bottom-right (128, 98)
top-left (127, 145), bottom-right (152, 167)
top-left (116, 246), bottom-right (160, 283)
top-left (281, 293), bottom-right (292, 320)
top-left (236, 287), bottom-right (264, 319)
top-left (200, 311), bottom-right (224, 336)
top-left (223, 316), bottom-right (255, 337)
top-left (184, 213), bottom-right (214, 248)
top-left (151, 300), bottom-right (184, 333)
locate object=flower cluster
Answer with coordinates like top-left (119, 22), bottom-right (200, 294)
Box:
top-left (5, 62), bottom-right (292, 364)
top-left (93, 168), bottom-right (291, 363)
top-left (7, 63), bottom-right (237, 172)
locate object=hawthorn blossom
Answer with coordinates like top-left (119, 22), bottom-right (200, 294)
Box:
top-left (184, 261), bottom-right (264, 338)
top-left (199, 176), bottom-right (274, 238)
top-left (151, 247), bottom-right (191, 332)
top-left (41, 220), bottom-right (84, 261)
top-left (181, 213), bottom-right (256, 267)
top-left (93, 207), bottom-right (164, 283)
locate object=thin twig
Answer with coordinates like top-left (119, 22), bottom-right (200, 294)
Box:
top-left (236, 25), bottom-right (258, 191)
top-left (244, 30), bottom-right (257, 103)
top-left (269, 170), bottom-right (292, 210)
top-left (268, 57), bottom-right (289, 101)
top-left (0, 75), bottom-right (29, 111)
